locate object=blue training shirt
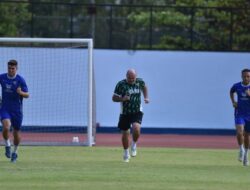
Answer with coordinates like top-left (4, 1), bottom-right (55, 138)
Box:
top-left (0, 73), bottom-right (28, 111)
top-left (230, 82), bottom-right (250, 117)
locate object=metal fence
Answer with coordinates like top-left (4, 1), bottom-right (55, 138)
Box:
top-left (1, 1), bottom-right (250, 51)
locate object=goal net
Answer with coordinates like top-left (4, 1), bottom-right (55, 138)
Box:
top-left (0, 38), bottom-right (95, 146)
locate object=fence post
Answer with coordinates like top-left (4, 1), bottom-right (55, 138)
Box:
top-left (149, 6), bottom-right (153, 49)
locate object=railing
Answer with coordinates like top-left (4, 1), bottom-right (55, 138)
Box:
top-left (1, 1), bottom-right (250, 51)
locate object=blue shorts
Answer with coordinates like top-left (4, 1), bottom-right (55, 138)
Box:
top-left (245, 121), bottom-right (250, 133)
top-left (235, 116), bottom-right (250, 133)
top-left (0, 108), bottom-right (23, 130)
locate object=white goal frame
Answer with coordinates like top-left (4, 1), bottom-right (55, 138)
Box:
top-left (0, 37), bottom-right (94, 146)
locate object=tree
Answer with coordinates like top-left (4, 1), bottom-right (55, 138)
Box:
top-left (0, 2), bottom-right (31, 36)
top-left (0, 0), bottom-right (249, 51)
top-left (127, 0), bottom-right (250, 50)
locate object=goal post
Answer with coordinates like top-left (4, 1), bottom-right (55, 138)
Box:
top-left (0, 37), bottom-right (95, 146)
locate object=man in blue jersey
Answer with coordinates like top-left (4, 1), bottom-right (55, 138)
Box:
top-left (230, 68), bottom-right (250, 166)
top-left (112, 69), bottom-right (149, 162)
top-left (0, 60), bottom-right (29, 162)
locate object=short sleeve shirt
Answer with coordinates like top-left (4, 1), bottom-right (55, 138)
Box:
top-left (230, 82), bottom-right (250, 118)
top-left (0, 73), bottom-right (28, 112)
top-left (114, 78), bottom-right (145, 114)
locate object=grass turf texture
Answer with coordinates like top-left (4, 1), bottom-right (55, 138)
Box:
top-left (0, 146), bottom-right (250, 190)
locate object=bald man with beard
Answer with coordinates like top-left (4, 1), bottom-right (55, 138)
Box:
top-left (112, 69), bottom-right (149, 162)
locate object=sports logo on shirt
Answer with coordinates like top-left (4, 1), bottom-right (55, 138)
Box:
top-left (128, 88), bottom-right (140, 95)
top-left (5, 84), bottom-right (12, 93)
top-left (241, 91), bottom-right (249, 100)
top-left (242, 92), bottom-right (247, 97)
top-left (6, 84), bottom-right (11, 89)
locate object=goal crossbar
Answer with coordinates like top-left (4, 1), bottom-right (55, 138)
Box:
top-left (0, 37), bottom-right (94, 147)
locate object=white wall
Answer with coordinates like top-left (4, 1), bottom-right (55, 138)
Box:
top-left (94, 50), bottom-right (250, 129)
top-left (1, 47), bottom-right (249, 130)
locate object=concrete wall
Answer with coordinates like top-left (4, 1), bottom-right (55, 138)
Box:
top-left (1, 47), bottom-right (250, 131)
top-left (94, 50), bottom-right (250, 130)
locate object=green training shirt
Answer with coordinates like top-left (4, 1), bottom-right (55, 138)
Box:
top-left (113, 78), bottom-right (145, 114)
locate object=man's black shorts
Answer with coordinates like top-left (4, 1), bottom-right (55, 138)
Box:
top-left (118, 111), bottom-right (143, 131)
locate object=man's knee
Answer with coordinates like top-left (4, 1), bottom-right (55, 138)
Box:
top-left (236, 125), bottom-right (244, 134)
top-left (122, 129), bottom-right (130, 135)
top-left (2, 119), bottom-right (11, 129)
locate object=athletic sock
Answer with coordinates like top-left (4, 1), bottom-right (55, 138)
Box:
top-left (245, 148), bottom-right (249, 154)
top-left (4, 139), bottom-right (11, 147)
top-left (13, 145), bottom-right (18, 154)
top-left (240, 144), bottom-right (244, 152)
top-left (124, 149), bottom-right (129, 156)
top-left (131, 141), bottom-right (137, 150)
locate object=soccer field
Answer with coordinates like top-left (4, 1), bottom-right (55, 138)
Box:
top-left (0, 146), bottom-right (249, 190)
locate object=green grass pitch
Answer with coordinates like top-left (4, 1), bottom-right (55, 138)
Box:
top-left (0, 146), bottom-right (250, 190)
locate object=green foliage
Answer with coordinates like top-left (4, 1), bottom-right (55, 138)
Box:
top-left (0, 0), bottom-right (250, 50)
top-left (127, 0), bottom-right (250, 50)
top-left (128, 12), bottom-right (151, 27)
top-left (0, 3), bottom-right (31, 36)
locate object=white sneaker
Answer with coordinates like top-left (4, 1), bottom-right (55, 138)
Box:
top-left (131, 148), bottom-right (137, 157)
top-left (238, 149), bottom-right (244, 162)
top-left (123, 154), bottom-right (130, 163)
